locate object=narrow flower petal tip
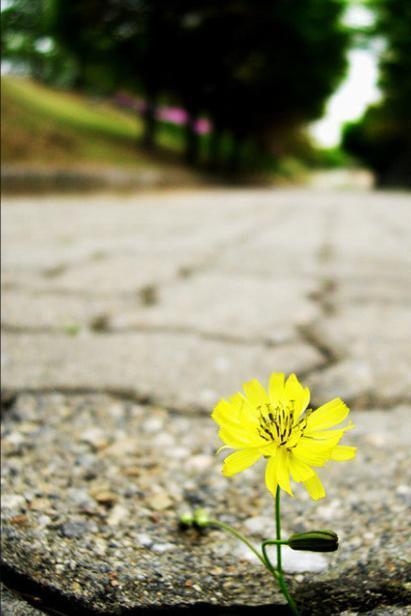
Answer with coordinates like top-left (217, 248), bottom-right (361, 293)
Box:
top-left (211, 372), bottom-right (356, 501)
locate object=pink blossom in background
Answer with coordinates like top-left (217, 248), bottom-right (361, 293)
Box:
top-left (157, 107), bottom-right (188, 124)
top-left (194, 118), bottom-right (212, 134)
top-left (114, 92), bottom-right (212, 134)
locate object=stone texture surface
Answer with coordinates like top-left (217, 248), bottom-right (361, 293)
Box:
top-left (110, 273), bottom-right (318, 344)
top-left (1, 289), bottom-right (128, 331)
top-left (306, 306), bottom-right (411, 406)
top-left (0, 584), bottom-right (45, 616)
top-left (2, 394), bottom-right (411, 614)
top-left (2, 275), bottom-right (318, 343)
top-left (2, 188), bottom-right (411, 614)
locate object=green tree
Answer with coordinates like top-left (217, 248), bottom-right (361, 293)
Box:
top-left (220, 0), bottom-right (349, 171)
top-left (6, 0), bottom-right (351, 171)
top-left (1, 0), bottom-right (49, 79)
top-left (343, 0), bottom-right (411, 186)
top-left (163, 0), bottom-right (350, 169)
top-left (48, 0), bottom-right (119, 92)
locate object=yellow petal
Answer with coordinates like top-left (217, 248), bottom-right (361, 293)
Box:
top-left (218, 427), bottom-right (261, 449)
top-left (260, 441), bottom-right (278, 457)
top-left (289, 454), bottom-right (315, 482)
top-left (304, 473), bottom-right (326, 500)
top-left (264, 455), bottom-right (278, 496)
top-left (269, 373), bottom-right (285, 404)
top-left (243, 379), bottom-right (269, 407)
top-left (229, 393), bottom-right (256, 422)
top-left (229, 392), bottom-right (247, 410)
top-left (285, 373), bottom-right (310, 418)
top-left (304, 424), bottom-right (354, 440)
top-left (299, 388), bottom-right (311, 417)
top-left (211, 399), bottom-right (240, 427)
top-left (213, 396), bottom-right (262, 447)
top-left (293, 437), bottom-right (338, 466)
top-left (300, 431), bottom-right (346, 449)
top-left (213, 395), bottom-right (258, 428)
top-left (306, 398), bottom-right (350, 431)
top-left (276, 447), bottom-right (293, 495)
top-left (330, 445), bottom-right (357, 461)
top-left (222, 448), bottom-right (261, 477)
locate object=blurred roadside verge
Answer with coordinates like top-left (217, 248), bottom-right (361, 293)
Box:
top-left (1, 76), bottom-right (209, 195)
top-left (1, 76), bottom-right (373, 195)
top-left (1, 165), bottom-right (207, 195)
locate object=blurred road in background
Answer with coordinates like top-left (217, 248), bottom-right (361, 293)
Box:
top-left (2, 188), bottom-right (410, 410)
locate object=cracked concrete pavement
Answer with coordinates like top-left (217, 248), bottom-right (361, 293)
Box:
top-left (1, 188), bottom-right (411, 614)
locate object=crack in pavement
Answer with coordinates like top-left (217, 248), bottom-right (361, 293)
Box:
top-left (0, 321), bottom-right (297, 349)
top-left (2, 384), bottom-right (409, 418)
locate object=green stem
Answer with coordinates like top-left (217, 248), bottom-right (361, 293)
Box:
top-left (208, 519), bottom-right (268, 569)
top-left (261, 540), bottom-right (282, 580)
top-left (261, 539), bottom-right (287, 570)
top-left (275, 486), bottom-right (283, 571)
top-left (207, 512), bottom-right (299, 613)
top-left (274, 487), bottom-right (300, 616)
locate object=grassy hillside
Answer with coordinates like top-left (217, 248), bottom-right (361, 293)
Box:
top-left (2, 76), bottom-right (349, 187)
top-left (1, 77), bottom-right (187, 168)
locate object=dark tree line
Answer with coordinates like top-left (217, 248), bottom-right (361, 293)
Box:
top-left (343, 0), bottom-right (411, 186)
top-left (2, 0), bottom-right (351, 172)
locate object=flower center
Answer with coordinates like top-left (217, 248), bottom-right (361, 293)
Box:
top-left (256, 401), bottom-right (308, 446)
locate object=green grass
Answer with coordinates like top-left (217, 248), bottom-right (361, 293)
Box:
top-left (1, 76), bottom-right (345, 183)
top-left (1, 76), bottom-right (190, 168)
top-left (4, 77), bottom-right (140, 138)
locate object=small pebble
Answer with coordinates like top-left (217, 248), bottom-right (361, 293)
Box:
top-left (147, 493), bottom-right (172, 511)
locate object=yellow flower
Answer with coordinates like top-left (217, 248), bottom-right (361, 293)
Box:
top-left (212, 373), bottom-right (356, 500)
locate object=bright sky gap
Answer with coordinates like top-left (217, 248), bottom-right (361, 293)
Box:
top-left (309, 3), bottom-right (382, 148)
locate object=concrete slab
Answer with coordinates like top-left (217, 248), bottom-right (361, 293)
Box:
top-left (111, 273), bottom-right (319, 344)
top-left (1, 332), bottom-right (323, 412)
top-left (306, 306), bottom-right (411, 405)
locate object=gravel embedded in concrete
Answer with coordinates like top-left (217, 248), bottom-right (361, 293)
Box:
top-left (2, 394), bottom-right (411, 614)
top-left (0, 584), bottom-right (45, 616)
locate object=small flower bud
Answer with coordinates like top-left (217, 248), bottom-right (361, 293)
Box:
top-left (193, 508), bottom-right (210, 528)
top-left (178, 511), bottom-right (194, 528)
top-left (288, 530), bottom-right (339, 552)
